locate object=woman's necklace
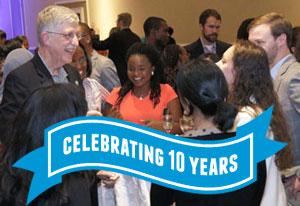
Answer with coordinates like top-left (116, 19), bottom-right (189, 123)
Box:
top-left (133, 89), bottom-right (149, 100)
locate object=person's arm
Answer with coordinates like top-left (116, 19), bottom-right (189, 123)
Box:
top-left (97, 170), bottom-right (119, 187)
top-left (92, 36), bottom-right (112, 51)
top-left (144, 98), bottom-right (182, 134)
top-left (167, 97), bottom-right (182, 134)
top-left (104, 103), bottom-right (122, 120)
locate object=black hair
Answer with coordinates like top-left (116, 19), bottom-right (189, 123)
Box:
top-left (236, 18), bottom-right (254, 40)
top-left (143, 17), bottom-right (166, 37)
top-left (168, 27), bottom-right (174, 36)
top-left (79, 42), bottom-right (92, 77)
top-left (0, 84), bottom-right (90, 205)
top-left (291, 26), bottom-right (300, 62)
top-left (0, 38), bottom-right (22, 58)
top-left (162, 44), bottom-right (182, 68)
top-left (79, 22), bottom-right (92, 37)
top-left (176, 58), bottom-right (237, 132)
top-left (0, 30), bottom-right (6, 40)
top-left (199, 9), bottom-right (221, 26)
top-left (116, 42), bottom-right (162, 108)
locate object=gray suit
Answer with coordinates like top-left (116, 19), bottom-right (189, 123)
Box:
top-left (274, 55), bottom-right (300, 166)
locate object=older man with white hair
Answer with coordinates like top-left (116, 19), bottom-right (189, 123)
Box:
top-left (0, 5), bottom-right (82, 139)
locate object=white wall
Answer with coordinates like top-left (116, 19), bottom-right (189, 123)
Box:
top-left (87, 0), bottom-right (300, 45)
top-left (5, 0), bottom-right (300, 48)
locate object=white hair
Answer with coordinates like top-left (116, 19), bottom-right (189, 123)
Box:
top-left (37, 5), bottom-right (79, 44)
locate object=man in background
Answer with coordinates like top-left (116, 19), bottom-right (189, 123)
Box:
top-left (92, 13), bottom-right (140, 85)
top-left (79, 22), bottom-right (120, 92)
top-left (143, 16), bottom-right (169, 54)
top-left (143, 16), bottom-right (169, 83)
top-left (185, 9), bottom-right (231, 60)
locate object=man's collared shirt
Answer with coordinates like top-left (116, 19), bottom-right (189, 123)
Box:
top-left (38, 51), bottom-right (69, 83)
top-left (90, 50), bottom-right (120, 92)
top-left (270, 54), bottom-right (292, 80)
top-left (201, 37), bottom-right (216, 54)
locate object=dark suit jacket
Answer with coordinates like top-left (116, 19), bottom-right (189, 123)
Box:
top-left (0, 53), bottom-right (82, 140)
top-left (184, 38), bottom-right (231, 60)
top-left (93, 28), bottom-right (141, 85)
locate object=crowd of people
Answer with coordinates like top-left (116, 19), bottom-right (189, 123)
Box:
top-left (0, 4), bottom-right (300, 206)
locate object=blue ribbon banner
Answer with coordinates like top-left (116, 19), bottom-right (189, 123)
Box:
top-left (14, 106), bottom-right (286, 204)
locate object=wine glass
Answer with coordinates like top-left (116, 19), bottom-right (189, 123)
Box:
top-left (163, 114), bottom-right (174, 133)
top-left (179, 115), bottom-right (195, 134)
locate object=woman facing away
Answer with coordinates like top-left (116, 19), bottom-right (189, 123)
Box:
top-left (151, 58), bottom-right (267, 206)
top-left (162, 44), bottom-right (190, 89)
top-left (101, 42), bottom-right (182, 206)
top-left (0, 84), bottom-right (97, 206)
top-left (0, 48), bottom-right (33, 103)
top-left (217, 40), bottom-right (293, 206)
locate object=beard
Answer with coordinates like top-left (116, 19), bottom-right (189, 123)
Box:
top-left (203, 32), bottom-right (218, 43)
top-left (157, 37), bottom-right (169, 48)
top-left (267, 44), bottom-right (278, 66)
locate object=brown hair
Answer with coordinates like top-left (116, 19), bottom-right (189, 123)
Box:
top-left (229, 40), bottom-right (292, 170)
top-left (249, 12), bottom-right (292, 48)
top-left (117, 13), bottom-right (132, 27)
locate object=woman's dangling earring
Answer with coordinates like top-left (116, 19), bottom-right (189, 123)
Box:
top-left (183, 110), bottom-right (189, 116)
top-left (151, 71), bottom-right (154, 76)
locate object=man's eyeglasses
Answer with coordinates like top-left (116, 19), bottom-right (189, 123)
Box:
top-left (47, 31), bottom-right (85, 40)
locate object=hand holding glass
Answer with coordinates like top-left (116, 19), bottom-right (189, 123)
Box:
top-left (163, 115), bottom-right (174, 133)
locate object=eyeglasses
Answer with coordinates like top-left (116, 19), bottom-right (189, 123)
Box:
top-left (70, 57), bottom-right (87, 67)
top-left (47, 31), bottom-right (83, 40)
top-left (79, 33), bottom-right (89, 39)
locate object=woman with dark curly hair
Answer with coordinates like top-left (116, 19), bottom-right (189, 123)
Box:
top-left (0, 84), bottom-right (97, 206)
top-left (217, 40), bottom-right (293, 206)
top-left (102, 42), bottom-right (182, 206)
top-left (162, 44), bottom-right (189, 89)
top-left (105, 42), bottom-right (181, 133)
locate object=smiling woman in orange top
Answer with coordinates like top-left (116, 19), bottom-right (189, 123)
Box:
top-left (104, 42), bottom-right (182, 134)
